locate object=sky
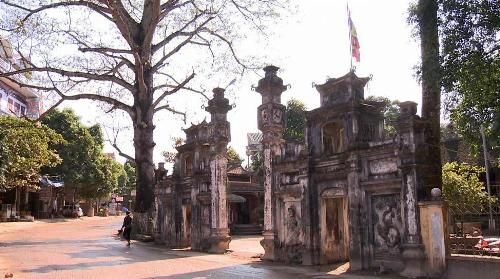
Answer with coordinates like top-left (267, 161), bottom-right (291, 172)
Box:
top-left (62, 0), bottom-right (421, 168)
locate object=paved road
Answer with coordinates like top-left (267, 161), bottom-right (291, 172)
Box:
top-left (0, 217), bottom-right (386, 279)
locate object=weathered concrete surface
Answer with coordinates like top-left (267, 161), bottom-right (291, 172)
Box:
top-left (446, 255), bottom-right (500, 279)
top-left (0, 217), bottom-right (401, 279)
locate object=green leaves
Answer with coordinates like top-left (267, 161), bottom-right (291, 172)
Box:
top-left (442, 162), bottom-right (497, 213)
top-left (227, 146), bottom-right (243, 165)
top-left (365, 96), bottom-right (400, 137)
top-left (283, 98), bottom-right (307, 142)
top-left (0, 116), bottom-right (63, 190)
top-left (41, 108), bottom-right (123, 200)
top-left (438, 0), bottom-right (500, 162)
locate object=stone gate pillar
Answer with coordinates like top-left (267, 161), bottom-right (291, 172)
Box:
top-left (396, 102), bottom-right (428, 278)
top-left (254, 65), bottom-right (287, 260)
top-left (206, 87), bottom-right (233, 253)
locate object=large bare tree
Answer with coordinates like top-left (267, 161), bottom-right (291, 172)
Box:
top-left (0, 0), bottom-right (285, 213)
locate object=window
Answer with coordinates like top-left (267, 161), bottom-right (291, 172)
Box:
top-left (322, 122), bottom-right (345, 155)
top-left (184, 155), bottom-right (193, 177)
top-left (6, 97), bottom-right (27, 117)
top-left (7, 98), bottom-right (13, 112)
top-left (14, 102), bottom-right (20, 114)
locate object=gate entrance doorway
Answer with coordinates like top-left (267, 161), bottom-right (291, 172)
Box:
top-left (320, 196), bottom-right (349, 264)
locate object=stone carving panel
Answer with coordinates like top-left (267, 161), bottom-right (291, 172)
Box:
top-left (283, 203), bottom-right (303, 264)
top-left (321, 187), bottom-right (346, 198)
top-left (272, 108), bottom-right (282, 123)
top-left (371, 194), bottom-right (404, 258)
top-left (369, 158), bottom-right (398, 175)
top-left (280, 172), bottom-right (299, 185)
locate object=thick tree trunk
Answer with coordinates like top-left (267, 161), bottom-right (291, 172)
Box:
top-left (133, 109), bottom-right (155, 213)
top-left (132, 61), bottom-right (156, 213)
top-left (418, 0), bottom-right (442, 197)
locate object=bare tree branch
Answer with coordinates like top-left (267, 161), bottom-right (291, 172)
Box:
top-left (1, 0), bottom-right (113, 28)
top-left (152, 13), bottom-right (213, 54)
top-left (153, 71), bottom-right (210, 100)
top-left (158, 0), bottom-right (194, 22)
top-left (153, 72), bottom-right (195, 107)
top-left (204, 29), bottom-right (246, 68)
top-left (0, 74), bottom-right (134, 116)
top-left (105, 127), bottom-right (136, 162)
top-left (154, 104), bottom-right (186, 122)
top-left (151, 16), bottom-right (215, 72)
top-left (229, 0), bottom-right (265, 34)
top-left (112, 142), bottom-right (135, 162)
top-left (78, 46), bottom-right (133, 55)
top-left (0, 66), bottom-right (134, 91)
top-left (140, 0), bottom-right (161, 56)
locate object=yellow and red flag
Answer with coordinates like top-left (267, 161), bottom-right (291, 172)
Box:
top-left (348, 9), bottom-right (360, 63)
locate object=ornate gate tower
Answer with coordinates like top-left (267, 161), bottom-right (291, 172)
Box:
top-left (205, 87), bottom-right (233, 253)
top-left (255, 65), bottom-right (287, 260)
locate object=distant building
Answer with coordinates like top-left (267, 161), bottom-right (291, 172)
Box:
top-left (0, 37), bottom-right (41, 119)
top-left (245, 132), bottom-right (262, 168)
top-left (0, 37), bottom-right (42, 221)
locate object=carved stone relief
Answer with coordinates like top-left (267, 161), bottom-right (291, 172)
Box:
top-left (371, 194), bottom-right (404, 258)
top-left (283, 203), bottom-right (303, 264)
top-left (286, 205), bottom-right (301, 245)
top-left (272, 108), bottom-right (282, 123)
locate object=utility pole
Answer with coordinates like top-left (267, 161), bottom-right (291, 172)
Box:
top-left (480, 125), bottom-right (496, 231)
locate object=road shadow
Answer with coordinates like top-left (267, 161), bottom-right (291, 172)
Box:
top-left (139, 260), bottom-right (404, 279)
top-left (36, 218), bottom-right (72, 223)
top-left (0, 238), bottom-right (111, 248)
top-left (21, 259), bottom-right (136, 273)
top-left (20, 236), bottom-right (191, 274)
top-left (137, 260), bottom-right (349, 279)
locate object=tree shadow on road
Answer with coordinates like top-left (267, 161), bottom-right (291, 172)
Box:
top-left (0, 238), bottom-right (111, 248)
top-left (19, 236), bottom-right (192, 274)
top-left (138, 261), bottom-right (342, 279)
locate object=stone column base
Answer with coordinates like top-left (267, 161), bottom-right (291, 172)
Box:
top-left (260, 230), bottom-right (276, 261)
top-left (400, 243), bottom-right (427, 278)
top-left (208, 228), bottom-right (231, 254)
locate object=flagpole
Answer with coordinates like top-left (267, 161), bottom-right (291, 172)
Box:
top-left (347, 2), bottom-right (352, 72)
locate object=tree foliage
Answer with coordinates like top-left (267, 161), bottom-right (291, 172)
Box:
top-left (0, 131), bottom-right (8, 186)
top-left (442, 162), bottom-right (496, 213)
top-left (0, 116), bottom-right (63, 190)
top-left (438, 0), bottom-right (500, 161)
top-left (121, 160), bottom-right (137, 195)
top-left (283, 98), bottom-right (306, 142)
top-left (42, 108), bottom-right (123, 200)
top-left (227, 146), bottom-right (243, 166)
top-left (0, 0), bottom-right (287, 212)
top-left (78, 155), bottom-right (124, 200)
top-left (162, 136), bottom-right (185, 163)
top-left (365, 96), bottom-right (400, 137)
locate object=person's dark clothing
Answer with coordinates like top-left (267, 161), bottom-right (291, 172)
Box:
top-left (122, 215), bottom-right (132, 241)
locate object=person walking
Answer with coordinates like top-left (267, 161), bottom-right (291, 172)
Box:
top-left (121, 211), bottom-right (132, 246)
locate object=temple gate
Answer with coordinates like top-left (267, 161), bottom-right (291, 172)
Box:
top-left (152, 65), bottom-right (446, 278)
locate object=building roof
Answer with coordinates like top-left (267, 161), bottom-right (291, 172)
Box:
top-left (247, 133), bottom-right (262, 145)
top-left (315, 70), bottom-right (371, 94)
top-left (40, 176), bottom-right (64, 188)
top-left (228, 164), bottom-right (249, 175)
